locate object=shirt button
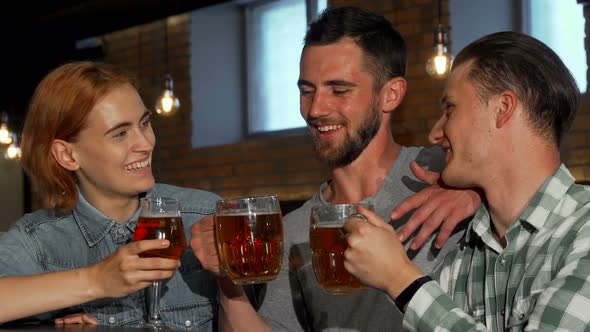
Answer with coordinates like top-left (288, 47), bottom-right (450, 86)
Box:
top-left (117, 228), bottom-right (125, 234)
top-left (519, 313), bottom-right (525, 320)
top-left (500, 257), bottom-right (507, 265)
top-left (500, 309), bottom-right (505, 316)
top-left (108, 317), bottom-right (116, 324)
top-left (184, 320), bottom-right (192, 327)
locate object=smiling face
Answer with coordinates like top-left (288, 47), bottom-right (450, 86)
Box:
top-left (69, 83), bottom-right (155, 204)
top-left (429, 62), bottom-right (496, 188)
top-left (298, 38), bottom-right (383, 168)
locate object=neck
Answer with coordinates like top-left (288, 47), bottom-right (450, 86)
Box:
top-left (78, 186), bottom-right (140, 223)
top-left (323, 129), bottom-right (401, 203)
top-left (483, 143), bottom-right (560, 241)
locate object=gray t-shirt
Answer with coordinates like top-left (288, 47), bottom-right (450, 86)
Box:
top-left (255, 146), bottom-right (467, 331)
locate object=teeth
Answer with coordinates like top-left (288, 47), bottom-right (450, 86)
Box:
top-left (125, 159), bottom-right (150, 171)
top-left (317, 124), bottom-right (343, 132)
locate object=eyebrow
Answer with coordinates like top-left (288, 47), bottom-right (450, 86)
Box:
top-left (297, 79), bottom-right (357, 88)
top-left (104, 109), bottom-right (151, 136)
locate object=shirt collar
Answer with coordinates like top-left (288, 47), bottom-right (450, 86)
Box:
top-left (74, 189), bottom-right (145, 247)
top-left (465, 164), bottom-right (574, 244)
top-left (518, 164), bottom-right (575, 230)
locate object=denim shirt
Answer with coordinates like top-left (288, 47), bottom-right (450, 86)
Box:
top-left (0, 183), bottom-right (220, 331)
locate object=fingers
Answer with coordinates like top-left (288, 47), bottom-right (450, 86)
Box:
top-left (135, 257), bottom-right (181, 271)
top-left (357, 206), bottom-right (390, 230)
top-left (390, 186), bottom-right (433, 221)
top-left (55, 313), bottom-right (98, 325)
top-left (404, 195), bottom-right (450, 249)
top-left (434, 211), bottom-right (465, 249)
top-left (410, 161), bottom-right (440, 184)
top-left (124, 239), bottom-right (170, 255)
top-left (190, 216), bottom-right (222, 274)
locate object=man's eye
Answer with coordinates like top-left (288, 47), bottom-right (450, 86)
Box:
top-left (333, 89), bottom-right (350, 95)
top-left (443, 102), bottom-right (455, 113)
top-left (300, 89), bottom-right (313, 96)
top-left (142, 118), bottom-right (152, 127)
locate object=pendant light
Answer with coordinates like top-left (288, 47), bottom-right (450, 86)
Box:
top-left (425, 0), bottom-right (453, 78)
top-left (0, 112), bottom-right (14, 146)
top-left (155, 20), bottom-right (180, 116)
top-left (5, 137), bottom-right (21, 160)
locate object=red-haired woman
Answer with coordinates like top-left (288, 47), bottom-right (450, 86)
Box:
top-left (0, 61), bottom-right (219, 330)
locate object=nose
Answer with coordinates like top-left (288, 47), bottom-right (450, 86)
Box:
top-left (428, 114), bottom-right (446, 145)
top-left (133, 126), bottom-right (155, 152)
top-left (305, 90), bottom-right (330, 120)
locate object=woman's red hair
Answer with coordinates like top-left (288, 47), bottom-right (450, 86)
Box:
top-left (21, 61), bottom-right (136, 211)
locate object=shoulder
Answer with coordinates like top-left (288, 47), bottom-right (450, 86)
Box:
top-left (12, 209), bottom-right (71, 232)
top-left (410, 145), bottom-right (446, 173)
top-left (284, 197), bottom-right (316, 221)
top-left (151, 183), bottom-right (221, 215)
top-left (549, 183), bottom-right (590, 238)
top-left (282, 196), bottom-right (318, 242)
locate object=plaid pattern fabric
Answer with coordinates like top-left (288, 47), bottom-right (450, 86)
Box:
top-left (403, 164), bottom-right (590, 331)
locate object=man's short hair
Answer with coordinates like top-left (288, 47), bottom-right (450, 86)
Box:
top-left (304, 6), bottom-right (407, 91)
top-left (453, 31), bottom-right (580, 145)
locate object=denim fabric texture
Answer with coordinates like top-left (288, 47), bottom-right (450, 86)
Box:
top-left (0, 183), bottom-right (220, 331)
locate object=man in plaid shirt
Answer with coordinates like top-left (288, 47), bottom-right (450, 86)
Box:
top-left (343, 31), bottom-right (590, 330)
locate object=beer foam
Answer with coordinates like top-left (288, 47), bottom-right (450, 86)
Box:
top-left (314, 222), bottom-right (344, 228)
top-left (140, 212), bottom-right (181, 218)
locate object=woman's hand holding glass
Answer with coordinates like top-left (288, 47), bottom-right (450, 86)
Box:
top-left (86, 238), bottom-right (180, 299)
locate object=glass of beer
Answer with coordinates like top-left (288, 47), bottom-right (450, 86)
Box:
top-left (215, 195), bottom-right (283, 285)
top-left (310, 203), bottom-right (373, 295)
top-left (133, 197), bottom-right (187, 329)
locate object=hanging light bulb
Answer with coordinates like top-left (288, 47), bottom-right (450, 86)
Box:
top-left (0, 112), bottom-right (14, 145)
top-left (426, 24), bottom-right (453, 78)
top-left (155, 20), bottom-right (180, 117)
top-left (155, 74), bottom-right (180, 115)
top-left (4, 133), bottom-right (20, 160)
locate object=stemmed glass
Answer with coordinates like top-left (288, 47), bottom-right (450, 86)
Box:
top-left (133, 197), bottom-right (187, 330)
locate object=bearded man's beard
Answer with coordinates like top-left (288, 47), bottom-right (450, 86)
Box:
top-left (310, 102), bottom-right (381, 168)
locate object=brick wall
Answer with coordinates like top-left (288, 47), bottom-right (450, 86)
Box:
top-left (562, 1), bottom-right (590, 181)
top-left (100, 0), bottom-right (449, 203)
top-left (101, 0), bottom-right (590, 204)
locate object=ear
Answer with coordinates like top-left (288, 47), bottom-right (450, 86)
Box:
top-left (495, 91), bottom-right (518, 128)
top-left (51, 139), bottom-right (80, 171)
top-left (381, 77), bottom-right (407, 113)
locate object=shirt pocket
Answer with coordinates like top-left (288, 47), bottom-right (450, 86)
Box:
top-left (506, 292), bottom-right (540, 330)
top-left (160, 302), bottom-right (215, 331)
top-left (158, 249), bottom-right (217, 330)
top-left (81, 298), bottom-right (142, 326)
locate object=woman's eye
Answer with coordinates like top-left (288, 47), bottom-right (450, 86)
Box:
top-left (113, 131), bottom-right (127, 139)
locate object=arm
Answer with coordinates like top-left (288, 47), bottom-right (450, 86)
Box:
top-left (344, 207), bottom-right (590, 331)
top-left (0, 239), bottom-right (179, 324)
top-left (391, 161), bottom-right (482, 250)
top-left (190, 216), bottom-right (271, 332)
top-left (344, 207), bottom-right (490, 331)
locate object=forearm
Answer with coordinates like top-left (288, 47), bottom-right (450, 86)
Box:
top-left (402, 281), bottom-right (487, 332)
top-left (0, 267), bottom-right (97, 323)
top-left (218, 277), bottom-right (270, 332)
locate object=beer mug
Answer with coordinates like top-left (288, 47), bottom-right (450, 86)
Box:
top-left (310, 203), bottom-right (374, 294)
top-left (215, 195), bottom-right (283, 284)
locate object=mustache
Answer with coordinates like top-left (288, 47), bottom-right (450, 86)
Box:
top-left (306, 115), bottom-right (346, 127)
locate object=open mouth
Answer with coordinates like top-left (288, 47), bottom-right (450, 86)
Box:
top-left (316, 124), bottom-right (343, 133)
top-left (124, 159), bottom-right (151, 172)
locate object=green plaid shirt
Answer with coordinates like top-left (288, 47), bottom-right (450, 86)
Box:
top-left (403, 164), bottom-right (590, 331)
